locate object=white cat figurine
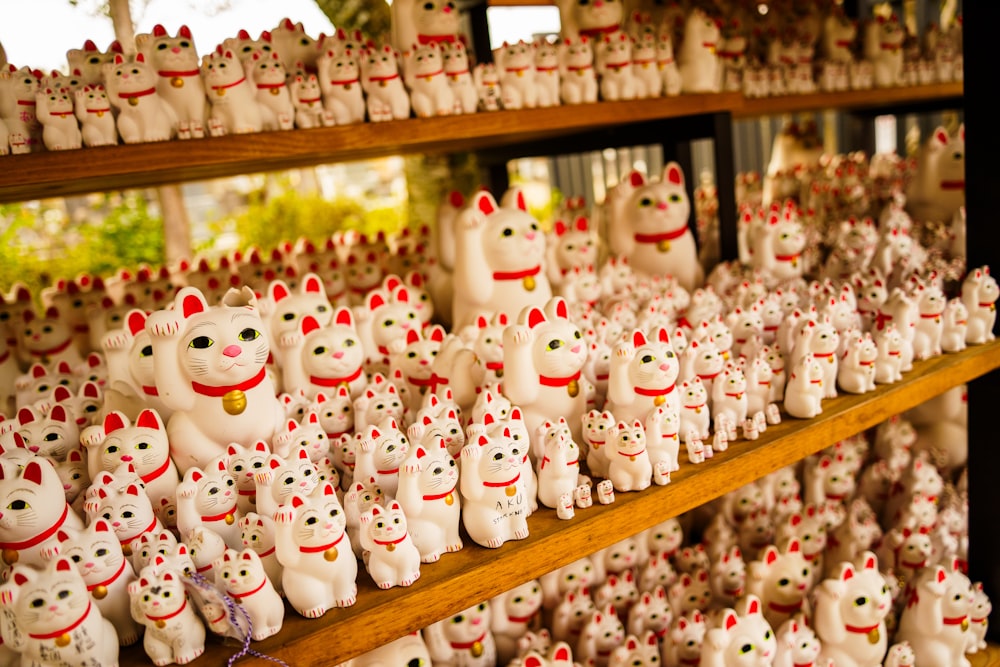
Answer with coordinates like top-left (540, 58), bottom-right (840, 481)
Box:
top-left (135, 24), bottom-right (207, 138)
top-left (813, 552), bottom-right (891, 667)
top-left (248, 50), bottom-right (295, 131)
top-left (361, 45), bottom-right (411, 122)
top-left (176, 458), bottom-right (242, 548)
top-left (404, 42), bottom-right (455, 117)
top-left (396, 436), bottom-right (463, 562)
top-left (678, 8), bottom-right (721, 93)
top-left (495, 41), bottom-right (538, 110)
top-left (128, 562), bottom-right (206, 665)
top-left (35, 86), bottom-right (82, 150)
top-left (317, 48), bottom-right (366, 125)
top-left (700, 595), bottom-right (777, 667)
top-left (460, 432), bottom-right (530, 549)
top-left (201, 49), bottom-right (263, 136)
top-left (213, 548), bottom-right (283, 640)
top-left (359, 500), bottom-right (422, 588)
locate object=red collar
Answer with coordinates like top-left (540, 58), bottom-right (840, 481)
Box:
top-left (373, 532), bottom-right (407, 547)
top-left (508, 613), bottom-right (535, 624)
top-left (192, 366), bottom-right (267, 397)
top-left (423, 484), bottom-right (457, 501)
top-left (229, 578), bottom-right (268, 600)
top-left (142, 384), bottom-right (159, 396)
top-left (140, 457), bottom-right (172, 485)
top-left (619, 448), bottom-right (645, 458)
top-left (451, 632), bottom-right (487, 650)
top-left (29, 601), bottom-right (92, 640)
top-left (483, 472), bottom-right (520, 488)
top-left (50, 110), bottom-right (75, 118)
top-left (845, 622), bottom-right (879, 635)
top-left (775, 252), bottom-right (801, 262)
top-left (258, 545), bottom-right (276, 558)
top-left (635, 383), bottom-right (675, 397)
top-left (920, 312), bottom-right (943, 319)
top-left (698, 370), bottom-right (721, 381)
top-left (196, 562), bottom-right (214, 574)
top-left (794, 663), bottom-right (815, 667)
top-left (493, 265), bottom-right (540, 281)
top-left (299, 532), bottom-right (345, 554)
top-left (297, 96), bottom-right (322, 104)
top-left (943, 614), bottom-right (968, 626)
top-left (28, 337), bottom-right (73, 358)
top-left (121, 515), bottom-right (159, 546)
top-left (408, 374), bottom-right (435, 388)
top-left (447, 68), bottom-right (470, 77)
top-left (679, 658), bottom-right (700, 666)
top-left (541, 456), bottom-right (578, 470)
top-left (540, 370), bottom-right (581, 387)
top-left (724, 586), bottom-right (744, 597)
top-left (118, 87), bottom-right (157, 100)
top-left (881, 42), bottom-right (900, 51)
top-left (201, 502), bottom-right (237, 523)
top-left (367, 74), bottom-right (400, 83)
top-left (768, 599), bottom-right (803, 614)
top-left (212, 76), bottom-right (246, 92)
top-left (604, 61), bottom-right (631, 71)
top-left (417, 69), bottom-right (444, 79)
top-left (980, 301), bottom-right (996, 309)
top-left (158, 69), bottom-right (200, 78)
top-left (567, 64), bottom-right (593, 72)
top-left (658, 58), bottom-right (675, 66)
top-left (256, 81), bottom-right (286, 90)
top-left (812, 351), bottom-right (834, 358)
top-left (329, 78), bottom-right (359, 86)
top-left (87, 558), bottom-right (127, 592)
top-left (310, 366), bottom-right (363, 387)
top-left (145, 599), bottom-right (188, 624)
top-left (485, 361), bottom-right (504, 371)
top-left (377, 466), bottom-right (399, 475)
top-left (505, 66), bottom-right (531, 74)
top-left (418, 33), bottom-right (457, 45)
top-left (874, 311), bottom-right (893, 331)
top-left (579, 24), bottom-right (619, 38)
top-left (16, 99), bottom-right (36, 107)
top-left (900, 558), bottom-right (926, 570)
top-left (0, 503), bottom-right (69, 550)
top-left (725, 391), bottom-right (744, 399)
top-left (86, 107), bottom-right (112, 114)
top-left (536, 65), bottom-right (559, 73)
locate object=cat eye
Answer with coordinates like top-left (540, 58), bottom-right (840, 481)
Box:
top-left (313, 346), bottom-right (327, 355)
top-left (306, 517), bottom-right (317, 525)
top-left (30, 598), bottom-right (44, 608)
top-left (102, 512), bottom-right (112, 520)
top-left (451, 614), bottom-right (464, 623)
top-left (493, 452), bottom-right (504, 461)
top-left (854, 596), bottom-right (868, 606)
top-left (189, 336), bottom-right (213, 349)
top-left (71, 555), bottom-right (82, 563)
top-left (6, 499), bottom-right (28, 510)
top-left (501, 228), bottom-right (513, 237)
top-left (136, 442), bottom-right (150, 450)
top-left (547, 339), bottom-right (563, 350)
top-left (163, 591), bottom-right (171, 598)
top-left (344, 339), bottom-right (356, 347)
top-left (740, 644), bottom-right (753, 654)
top-left (639, 197), bottom-right (654, 207)
top-left (58, 590), bottom-right (70, 600)
top-left (282, 313), bottom-right (295, 321)
top-left (283, 476), bottom-right (295, 485)
top-left (122, 511), bottom-right (134, 519)
top-left (208, 486), bottom-right (220, 495)
top-left (778, 578), bottom-right (790, 586)
top-left (239, 328), bottom-right (260, 341)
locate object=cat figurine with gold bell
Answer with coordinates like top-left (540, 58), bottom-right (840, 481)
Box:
top-left (895, 560), bottom-right (976, 667)
top-left (813, 552), bottom-right (891, 667)
top-left (396, 436), bottom-right (463, 563)
top-left (274, 480), bottom-right (357, 617)
top-left (176, 458), bottom-right (242, 549)
top-left (605, 326), bottom-right (680, 429)
top-left (452, 188), bottom-right (552, 331)
top-left (424, 601), bottom-right (498, 666)
top-left (0, 555), bottom-right (120, 667)
top-left (502, 297), bottom-right (588, 456)
top-left (145, 285), bottom-right (285, 473)
top-left (128, 560), bottom-right (206, 665)
top-left (359, 500), bottom-right (422, 589)
top-left (42, 519), bottom-right (141, 646)
top-left (201, 49), bottom-right (264, 136)
top-left (134, 24), bottom-right (207, 139)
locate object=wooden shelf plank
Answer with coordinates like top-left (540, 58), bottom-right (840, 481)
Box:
top-left (734, 82), bottom-right (964, 118)
top-left (116, 340), bottom-right (1000, 667)
top-left (0, 94), bottom-right (740, 204)
top-left (971, 644), bottom-right (1000, 667)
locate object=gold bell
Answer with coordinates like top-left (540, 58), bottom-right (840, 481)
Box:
top-left (95, 110), bottom-right (105, 117)
top-left (171, 77), bottom-right (184, 88)
top-left (216, 88), bottom-right (226, 97)
top-left (567, 379), bottom-right (579, 398)
top-left (516, 70), bottom-right (524, 77)
top-left (523, 275), bottom-right (536, 291)
top-left (128, 96), bottom-right (139, 107)
top-left (270, 87), bottom-right (281, 95)
top-left (445, 493), bottom-right (454, 506)
top-left (386, 543), bottom-right (396, 552)
top-left (92, 585), bottom-right (108, 600)
top-left (962, 618), bottom-right (970, 632)
top-left (654, 395), bottom-right (666, 407)
top-left (379, 80), bottom-right (387, 88)
top-left (156, 620), bottom-right (167, 629)
top-left (867, 628), bottom-right (879, 644)
top-left (471, 641), bottom-right (484, 657)
top-left (225, 513), bottom-right (235, 526)
top-left (223, 389), bottom-right (248, 415)
top-left (505, 485), bottom-right (516, 497)
top-left (657, 240), bottom-right (671, 252)
top-left (629, 455), bottom-right (637, 462)
top-left (55, 633), bottom-right (72, 647)
top-left (324, 547), bottom-right (338, 562)
top-left (2, 548), bottom-right (18, 565)
top-left (122, 543), bottom-right (132, 557)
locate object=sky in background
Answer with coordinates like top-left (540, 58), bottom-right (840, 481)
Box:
top-left (1, 0), bottom-right (560, 72)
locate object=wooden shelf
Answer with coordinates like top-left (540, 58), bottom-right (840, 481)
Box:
top-left (0, 81), bottom-right (964, 205)
top-left (0, 93), bottom-right (739, 204)
top-left (114, 340), bottom-right (1000, 667)
top-left (971, 644), bottom-right (1000, 667)
top-left (734, 81), bottom-right (964, 118)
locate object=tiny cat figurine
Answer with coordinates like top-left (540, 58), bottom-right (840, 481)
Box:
top-left (135, 24), bottom-right (207, 138)
top-left (813, 552), bottom-right (891, 667)
top-left (656, 28), bottom-right (682, 96)
top-left (355, 417), bottom-right (410, 500)
top-left (144, 286), bottom-right (284, 473)
top-left (605, 327), bottom-right (680, 428)
top-left (201, 49), bottom-right (263, 136)
top-left (389, 325), bottom-right (446, 414)
top-left (290, 73), bottom-right (334, 128)
top-left (595, 33), bottom-right (637, 101)
top-left (441, 42), bottom-right (478, 114)
top-left (962, 266), bottom-right (998, 345)
top-left (746, 538), bottom-right (812, 631)
top-left (361, 45), bottom-right (411, 122)
top-left (664, 610), bottom-right (708, 667)
top-left (494, 41), bottom-right (538, 110)
top-left (227, 440), bottom-right (271, 514)
top-left (43, 519), bottom-right (140, 646)
top-left (176, 458), bottom-right (242, 548)
top-left (895, 561), bottom-right (975, 667)
top-left (252, 447), bottom-right (320, 523)
top-left (396, 437), bottom-right (463, 562)
top-left (404, 42), bottom-right (456, 117)
top-left (248, 50), bottom-right (295, 131)
top-left (863, 14), bottom-right (904, 88)
top-left (940, 298), bottom-right (968, 353)
top-left (837, 330), bottom-right (877, 394)
top-left (576, 604), bottom-right (625, 667)
top-left (424, 602), bottom-right (498, 667)
top-left (0, 555), bottom-right (120, 667)
top-left (582, 408), bottom-right (615, 478)
top-left (19, 306), bottom-right (84, 368)
top-left (16, 403), bottom-right (79, 461)
top-left (85, 470), bottom-right (164, 555)
top-left (128, 561), bottom-right (206, 665)
top-left (712, 366), bottom-right (748, 437)
top-left (35, 86), bottom-right (82, 150)
top-left (238, 512), bottom-right (283, 595)
top-left (700, 596), bottom-right (776, 667)
top-left (678, 8), bottom-right (721, 93)
top-left (316, 48), bottom-right (366, 125)
top-left (490, 579), bottom-right (543, 664)
top-left (535, 418), bottom-right (581, 509)
top-left (631, 30), bottom-right (662, 98)
top-left (783, 353), bottom-right (824, 419)
top-left (460, 432), bottom-right (530, 549)
top-left (0, 65), bottom-right (42, 153)
top-left (214, 548), bottom-right (283, 640)
top-left (273, 481), bottom-right (358, 617)
top-left (473, 62), bottom-right (502, 111)
top-left (627, 584), bottom-right (672, 639)
top-left (607, 419), bottom-right (652, 492)
top-left (360, 500), bottom-right (422, 589)
top-left (607, 163), bottom-right (702, 291)
top-left (533, 38), bottom-right (561, 107)
top-left (453, 188), bottom-right (552, 330)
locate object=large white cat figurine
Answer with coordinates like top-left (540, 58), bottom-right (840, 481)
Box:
top-left (103, 53), bottom-right (176, 143)
top-left (135, 24), bottom-right (207, 139)
top-left (460, 432), bottom-right (531, 549)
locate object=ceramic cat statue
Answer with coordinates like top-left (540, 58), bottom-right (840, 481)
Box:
top-left (390, 0), bottom-right (463, 56)
top-left (135, 24), bottom-right (207, 138)
top-left (424, 601), bottom-right (498, 667)
top-left (605, 327), bottom-right (680, 428)
top-left (359, 499), bottom-right (422, 588)
top-left (595, 33), bottom-right (637, 101)
top-left (460, 432), bottom-right (530, 548)
top-left (273, 481), bottom-right (357, 617)
top-left (473, 62), bottom-right (503, 111)
top-left (700, 596), bottom-right (777, 667)
top-left (746, 538), bottom-right (812, 631)
top-left (905, 125), bottom-right (965, 224)
top-left (0, 65), bottom-right (42, 153)
top-left (176, 458), bottom-right (242, 548)
top-left (248, 50), bottom-right (295, 131)
top-left (214, 548), bottom-right (283, 640)
top-left (453, 188), bottom-right (552, 330)
top-left (678, 8), bottom-right (721, 93)
top-left (102, 52), bottom-right (176, 142)
top-left (813, 552), bottom-right (891, 667)
top-left (0, 555), bottom-right (120, 667)
top-left (838, 330), bottom-right (878, 394)
top-left (535, 418), bottom-right (582, 509)
top-left (494, 41), bottom-right (539, 110)
top-left (607, 419), bottom-right (652, 492)
top-left (145, 286), bottom-right (284, 472)
top-left (279, 309), bottom-right (366, 400)
top-left (558, 36), bottom-right (598, 104)
top-left (290, 73), bottom-right (334, 128)
top-left (200, 50), bottom-right (263, 136)
top-left (35, 87), bottom-right (82, 150)
top-left (490, 579), bottom-right (543, 665)
top-left (607, 163), bottom-right (702, 291)
top-left (404, 42), bottom-right (456, 117)
top-left (128, 561), bottom-right (206, 665)
top-left (315, 47), bottom-right (365, 125)
top-left (558, 0), bottom-right (623, 40)
top-left (656, 27), bottom-right (682, 97)
top-left (863, 14), bottom-right (904, 88)
top-left (783, 353), bottom-right (824, 419)
top-left (962, 266), bottom-right (997, 344)
top-left (396, 436), bottom-right (463, 562)
top-left (895, 561), bottom-right (975, 667)
top-left (361, 45), bottom-right (411, 122)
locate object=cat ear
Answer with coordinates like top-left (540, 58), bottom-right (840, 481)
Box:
top-left (136, 409), bottom-right (162, 430)
top-left (472, 191), bottom-right (498, 217)
top-left (269, 280), bottom-right (291, 303)
top-left (428, 325), bottom-right (445, 343)
top-left (179, 288), bottom-right (208, 319)
top-left (628, 171), bottom-right (645, 188)
top-left (300, 315), bottom-right (321, 337)
top-left (763, 545), bottom-right (779, 566)
top-left (723, 609), bottom-right (739, 631)
top-left (632, 329), bottom-right (647, 348)
top-left (526, 307), bottom-right (546, 329)
top-left (22, 460), bottom-right (45, 486)
top-left (125, 484), bottom-right (141, 496)
top-left (49, 405), bottom-right (69, 423)
top-left (334, 307), bottom-right (353, 328)
top-left (746, 596), bottom-right (761, 615)
top-left (406, 329), bottom-right (420, 346)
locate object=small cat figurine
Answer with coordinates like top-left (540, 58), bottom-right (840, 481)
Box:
top-left (535, 418), bottom-right (581, 510)
top-left (0, 555), bottom-right (120, 667)
top-left (595, 33), bottom-right (637, 101)
top-left (746, 538), bottom-right (812, 631)
top-left (227, 440), bottom-right (271, 514)
top-left (389, 325), bottom-right (446, 414)
top-left (16, 403), bottom-right (79, 461)
top-left (424, 602), bottom-right (498, 667)
top-left (607, 419), bottom-right (652, 492)
top-left (128, 561), bottom-right (206, 665)
top-left (214, 548), bottom-right (283, 640)
top-left (460, 432), bottom-right (531, 549)
top-left (175, 458), bottom-right (242, 548)
top-left (67, 38), bottom-right (121, 86)
top-left (201, 49), bottom-right (263, 136)
top-left (316, 47), bottom-right (366, 125)
top-left (253, 446), bottom-right (320, 522)
top-left (85, 469), bottom-right (164, 555)
top-left (35, 86), bottom-right (83, 150)
top-left (494, 41), bottom-right (538, 110)
top-left (135, 24), bottom-right (207, 139)
top-left (404, 42), bottom-right (456, 117)
top-left (559, 36), bottom-right (598, 104)
top-left (576, 604), bottom-right (625, 667)
top-left (43, 519), bottom-right (141, 646)
top-left (813, 552), bottom-right (891, 667)
top-left (355, 417), bottom-right (410, 500)
top-left (396, 437), bottom-right (463, 562)
top-left (360, 500), bottom-right (422, 589)
top-left (0, 65), bottom-right (42, 153)
top-left (273, 481), bottom-right (358, 617)
top-left (441, 42), bottom-right (478, 113)
top-left (605, 327), bottom-right (680, 428)
top-left (247, 50), bottom-right (295, 131)
top-left (290, 73), bottom-right (334, 128)
top-left (144, 286), bottom-right (285, 473)
top-left (700, 595), bottom-right (777, 667)
top-left (103, 53), bottom-right (176, 143)
top-left (238, 512), bottom-right (283, 596)
top-left (279, 307), bottom-right (361, 397)
top-left (19, 306), bottom-right (84, 368)
top-left (896, 561), bottom-right (975, 667)
top-left (490, 579), bottom-right (543, 664)
top-left (361, 45), bottom-right (411, 122)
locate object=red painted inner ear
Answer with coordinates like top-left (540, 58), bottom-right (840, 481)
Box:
top-left (477, 193), bottom-right (496, 216)
top-left (629, 171), bottom-right (645, 187)
top-left (182, 293), bottom-right (205, 319)
top-left (527, 308), bottom-right (546, 329)
top-left (272, 283), bottom-right (290, 302)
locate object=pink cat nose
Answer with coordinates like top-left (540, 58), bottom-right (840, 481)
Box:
top-left (471, 617), bottom-right (482, 625)
top-left (525, 232), bottom-right (537, 240)
top-left (171, 47), bottom-right (181, 53)
top-left (121, 455), bottom-right (133, 462)
top-left (659, 363), bottom-right (670, 370)
top-left (28, 446), bottom-right (39, 453)
top-left (223, 344), bottom-right (242, 357)
top-left (657, 202), bottom-right (668, 210)
top-left (333, 351), bottom-right (344, 359)
top-left (442, 4), bottom-right (452, 11)
top-left (571, 345), bottom-right (581, 353)
top-left (419, 360), bottom-right (429, 366)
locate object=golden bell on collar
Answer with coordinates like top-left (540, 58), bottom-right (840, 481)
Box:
top-left (324, 547), bottom-right (338, 562)
top-left (170, 77), bottom-right (185, 88)
top-left (55, 633), bottom-right (72, 647)
top-left (223, 389), bottom-right (248, 415)
top-left (523, 275), bottom-right (536, 291)
top-left (657, 239), bottom-right (671, 252)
